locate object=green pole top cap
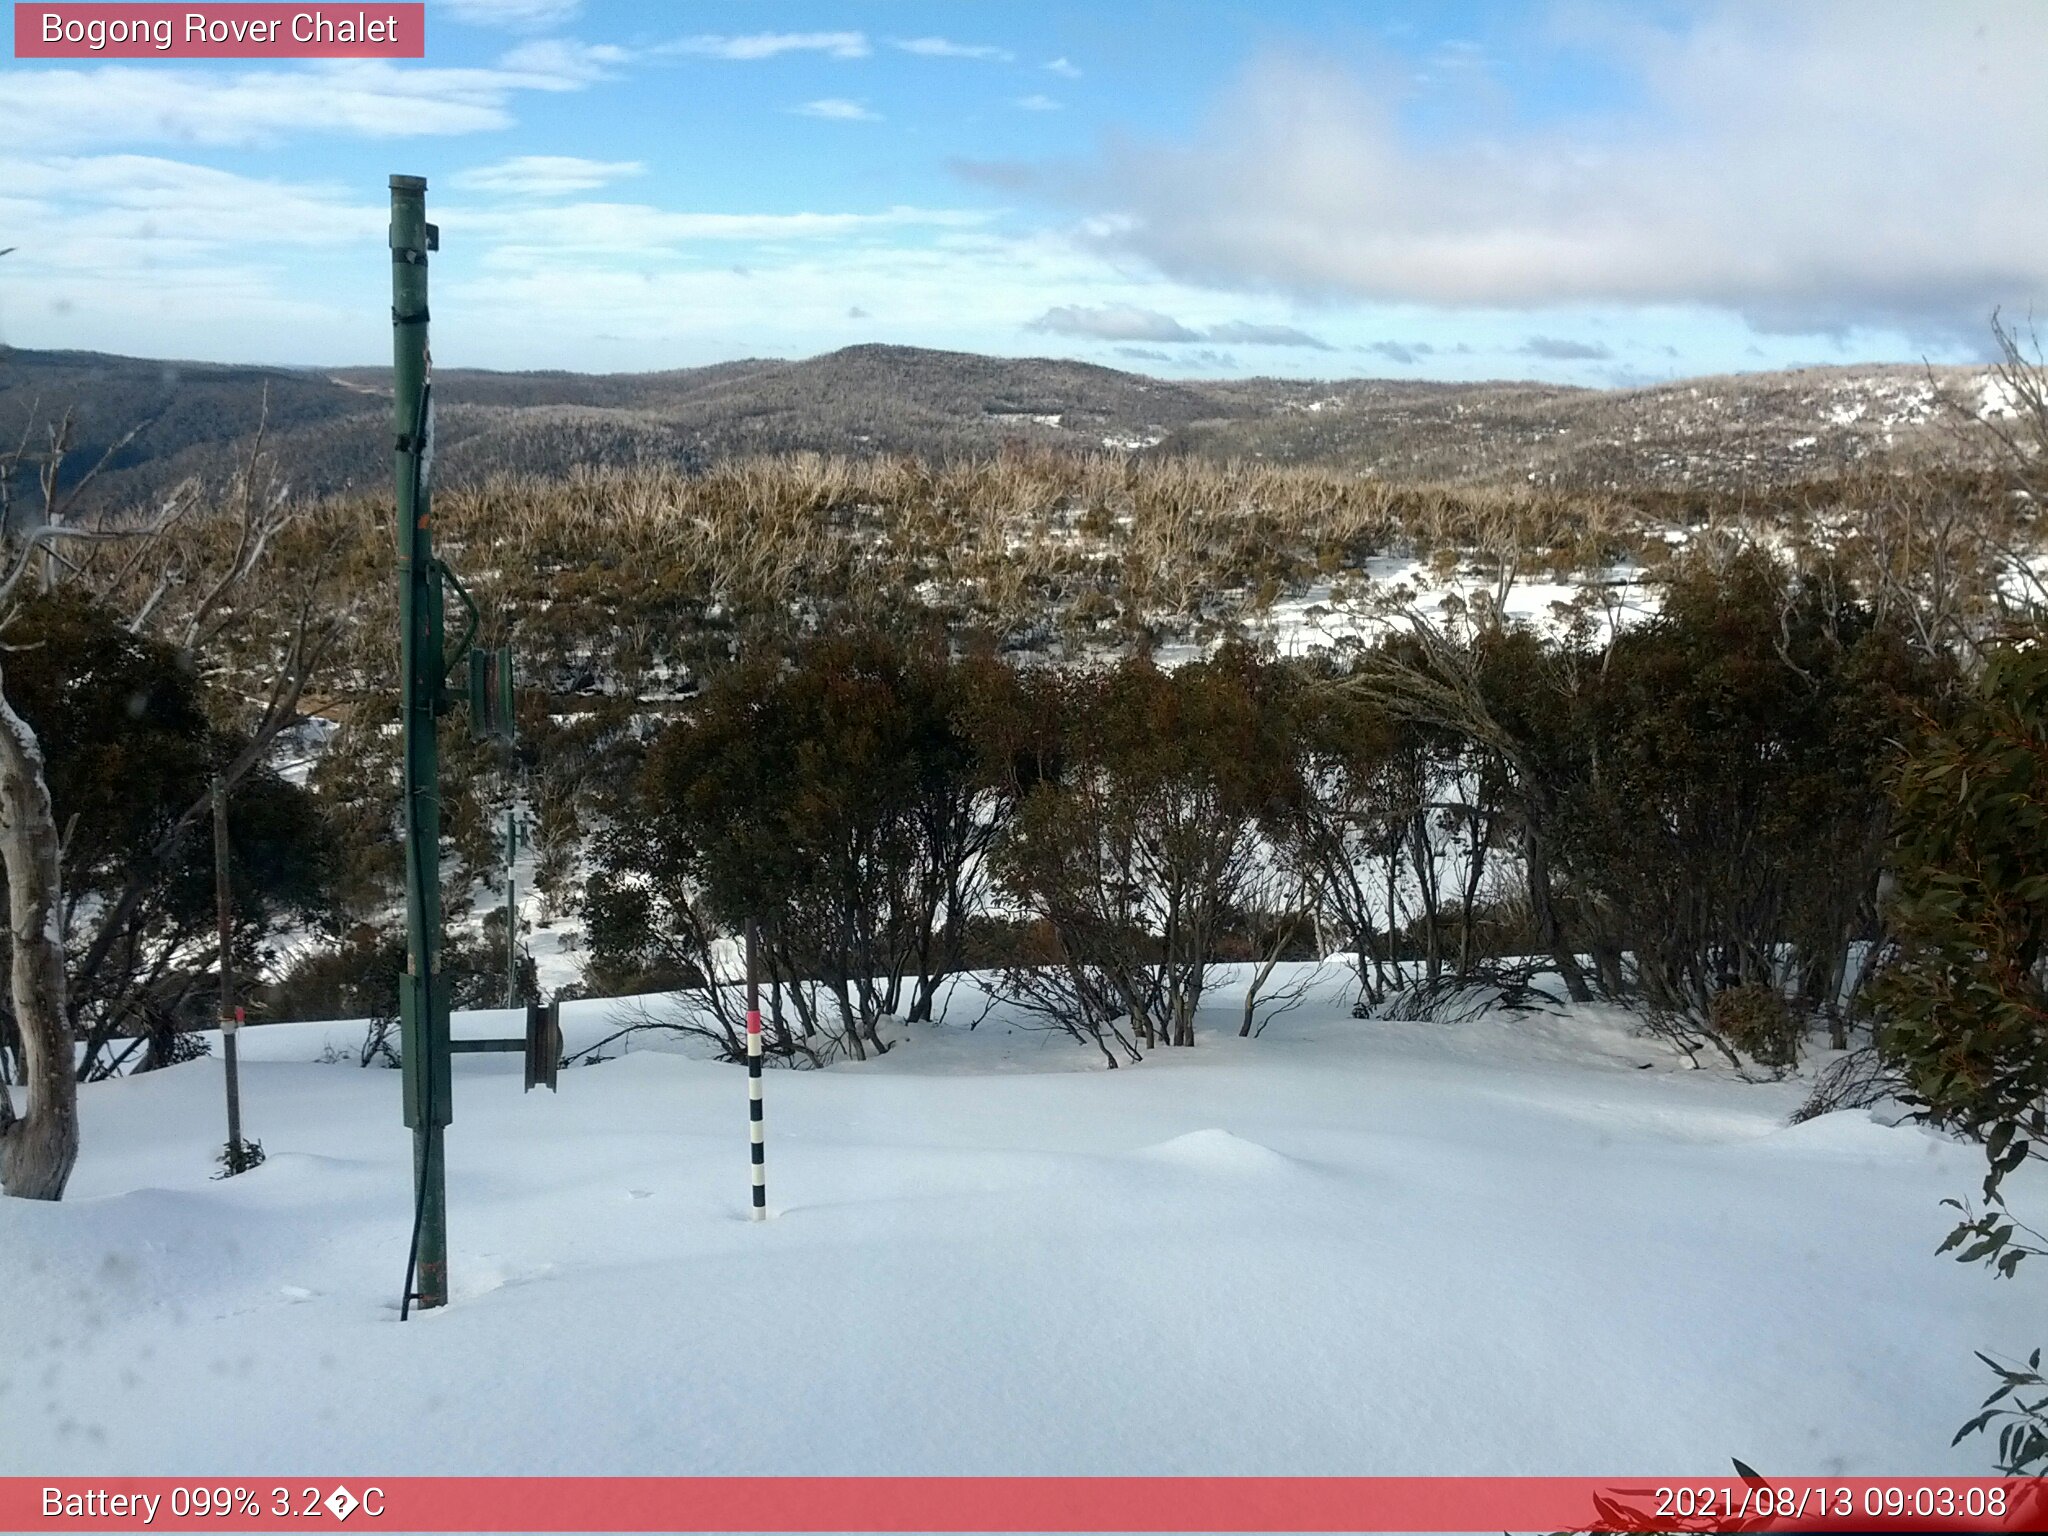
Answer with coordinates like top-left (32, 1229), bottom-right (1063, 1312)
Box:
top-left (390, 174), bottom-right (428, 192)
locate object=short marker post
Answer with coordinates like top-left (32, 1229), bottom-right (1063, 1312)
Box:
top-left (211, 774), bottom-right (260, 1174)
top-left (745, 919), bottom-right (766, 1220)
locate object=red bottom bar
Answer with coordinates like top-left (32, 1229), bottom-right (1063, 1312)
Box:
top-left (2, 1477), bottom-right (2043, 1533)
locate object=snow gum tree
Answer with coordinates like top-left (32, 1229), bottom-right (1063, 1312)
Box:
top-left (0, 408), bottom-right (338, 1199)
top-left (0, 413), bottom-right (140, 1199)
top-left (1558, 555), bottom-right (1942, 1040)
top-left (0, 673), bottom-right (70, 1198)
top-left (0, 594), bottom-right (331, 1079)
top-left (588, 623), bottom-right (1006, 1060)
top-left (1351, 553), bottom-right (1946, 1062)
top-left (992, 647), bottom-right (1290, 1049)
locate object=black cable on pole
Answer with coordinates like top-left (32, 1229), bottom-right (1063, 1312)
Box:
top-left (399, 381), bottom-right (438, 1322)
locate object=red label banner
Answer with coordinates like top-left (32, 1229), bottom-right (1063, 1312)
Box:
top-left (1, 1477), bottom-right (2045, 1532)
top-left (13, 4), bottom-right (424, 58)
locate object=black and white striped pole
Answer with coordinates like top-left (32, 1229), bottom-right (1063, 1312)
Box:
top-left (745, 919), bottom-right (766, 1220)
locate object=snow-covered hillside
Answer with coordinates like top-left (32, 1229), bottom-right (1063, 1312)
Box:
top-left (2, 968), bottom-right (2032, 1477)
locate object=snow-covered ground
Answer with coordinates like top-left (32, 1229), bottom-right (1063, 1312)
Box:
top-left (2, 967), bottom-right (2033, 1478)
top-left (1144, 557), bottom-right (1661, 670)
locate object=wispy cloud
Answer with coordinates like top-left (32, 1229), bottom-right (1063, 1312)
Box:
top-left (464, 202), bottom-right (988, 254)
top-left (439, 0), bottom-right (581, 31)
top-left (1520, 336), bottom-right (1612, 361)
top-left (1, 159), bottom-right (1324, 373)
top-left (894, 37), bottom-right (1014, 62)
top-left (3, 153), bottom-right (379, 258)
top-left (496, 38), bottom-right (628, 82)
top-left (1015, 95), bottom-right (1061, 112)
top-left (665, 31), bottom-right (869, 61)
top-left (1, 55), bottom-right (611, 148)
top-left (1044, 56), bottom-right (1082, 78)
top-left (1028, 304), bottom-right (1329, 349)
top-left (794, 98), bottom-right (880, 121)
top-left (452, 155), bottom-right (642, 196)
top-left (1204, 320), bottom-right (1331, 349)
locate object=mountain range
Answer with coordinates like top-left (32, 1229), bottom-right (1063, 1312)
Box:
top-left (0, 342), bottom-right (1996, 514)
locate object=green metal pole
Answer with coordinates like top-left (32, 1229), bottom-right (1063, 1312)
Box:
top-left (391, 173), bottom-right (450, 1315)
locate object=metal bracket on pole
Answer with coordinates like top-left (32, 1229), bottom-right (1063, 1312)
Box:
top-left (442, 999), bottom-right (557, 1094)
top-left (524, 1001), bottom-right (561, 1093)
top-left (468, 644), bottom-right (516, 743)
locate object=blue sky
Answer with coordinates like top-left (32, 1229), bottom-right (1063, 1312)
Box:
top-left (2, 1), bottom-right (2042, 385)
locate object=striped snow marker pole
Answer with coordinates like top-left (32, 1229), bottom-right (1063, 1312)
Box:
top-left (746, 920), bottom-right (766, 1220)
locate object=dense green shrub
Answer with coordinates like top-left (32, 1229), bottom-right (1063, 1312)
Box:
top-left (1876, 643), bottom-right (2048, 1175)
top-left (1871, 641), bottom-right (2048, 1471)
top-left (1559, 555), bottom-right (1945, 1045)
top-left (587, 623), bottom-right (1010, 1060)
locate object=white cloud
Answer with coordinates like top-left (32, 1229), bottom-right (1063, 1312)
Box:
top-left (665, 32), bottom-right (869, 61)
top-left (794, 99), bottom-right (876, 121)
top-left (1028, 305), bottom-right (1201, 343)
top-left (0, 149), bottom-right (1050, 369)
top-left (894, 37), bottom-right (1014, 62)
top-left (1520, 336), bottom-right (1612, 361)
top-left (452, 156), bottom-right (643, 196)
top-left (1044, 57), bottom-right (1082, 78)
top-left (495, 38), bottom-right (629, 82)
top-left (1, 54), bottom-right (611, 147)
top-left (439, 0), bottom-right (582, 31)
top-left (794, 98), bottom-right (880, 122)
top-left (1015, 95), bottom-right (1061, 112)
top-left (8, 169), bottom-right (1617, 381)
top-left (1, 154), bottom-right (379, 265)
top-left (461, 202), bottom-right (989, 257)
top-left (1204, 321), bottom-right (1332, 349)
top-left (1027, 306), bottom-right (1331, 348)
top-left (984, 2), bottom-right (2048, 342)
top-left (441, 231), bottom-right (1206, 369)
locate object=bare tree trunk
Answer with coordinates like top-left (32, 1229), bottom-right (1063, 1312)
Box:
top-left (1241, 950), bottom-right (1282, 1038)
top-left (1411, 808), bottom-right (1442, 985)
top-left (1525, 825), bottom-right (1592, 1004)
top-left (1455, 792), bottom-right (1492, 978)
top-left (0, 681), bottom-right (77, 1200)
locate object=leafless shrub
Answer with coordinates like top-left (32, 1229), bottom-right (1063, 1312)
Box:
top-left (1791, 1045), bottom-right (1904, 1124)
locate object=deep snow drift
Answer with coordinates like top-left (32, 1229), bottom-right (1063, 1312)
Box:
top-left (1, 967), bottom-right (2034, 1477)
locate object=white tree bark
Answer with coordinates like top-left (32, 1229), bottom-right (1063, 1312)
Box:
top-left (0, 671), bottom-right (76, 1199)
